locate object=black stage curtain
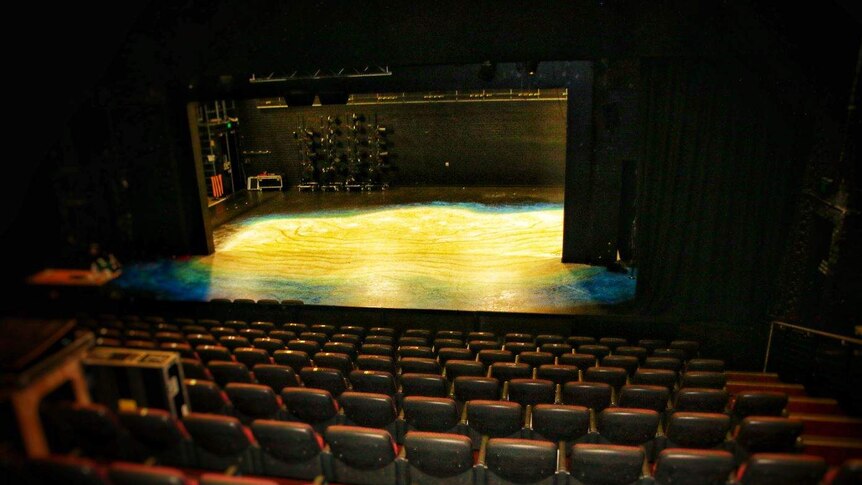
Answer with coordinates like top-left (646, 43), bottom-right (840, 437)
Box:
top-left (635, 58), bottom-right (808, 323)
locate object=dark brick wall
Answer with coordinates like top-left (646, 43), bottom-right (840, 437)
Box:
top-left (236, 98), bottom-right (567, 187)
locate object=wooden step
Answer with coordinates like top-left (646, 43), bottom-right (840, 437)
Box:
top-left (803, 436), bottom-right (862, 466)
top-left (726, 371), bottom-right (781, 383)
top-left (726, 381), bottom-right (807, 397)
top-left (788, 397), bottom-right (843, 415)
top-left (792, 414), bottom-right (862, 440)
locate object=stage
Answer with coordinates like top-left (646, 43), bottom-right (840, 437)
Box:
top-left (113, 187), bottom-right (636, 313)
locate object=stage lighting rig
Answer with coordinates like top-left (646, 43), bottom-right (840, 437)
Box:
top-left (250, 66), bottom-right (392, 83)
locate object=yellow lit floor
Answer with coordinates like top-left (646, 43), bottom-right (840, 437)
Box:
top-left (117, 189), bottom-right (635, 312)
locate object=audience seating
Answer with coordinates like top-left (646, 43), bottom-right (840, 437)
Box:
top-left (653, 449), bottom-right (735, 485)
top-left (404, 431), bottom-right (474, 485)
top-left (325, 425), bottom-right (399, 485)
top-left (251, 420), bottom-right (324, 479)
top-left (569, 443), bottom-right (645, 485)
top-left (484, 438), bottom-right (558, 485)
top-left (23, 318), bottom-right (859, 485)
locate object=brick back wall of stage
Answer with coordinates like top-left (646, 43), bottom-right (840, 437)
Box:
top-left (237, 100), bottom-right (567, 187)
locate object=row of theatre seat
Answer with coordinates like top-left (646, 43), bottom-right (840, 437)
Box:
top-left (11, 438), bottom-right (862, 485)
top-left (39, 315), bottom-right (858, 485)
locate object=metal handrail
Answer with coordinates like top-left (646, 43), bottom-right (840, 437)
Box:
top-left (764, 320), bottom-right (862, 372)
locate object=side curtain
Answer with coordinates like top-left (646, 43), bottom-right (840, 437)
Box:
top-left (635, 58), bottom-right (807, 323)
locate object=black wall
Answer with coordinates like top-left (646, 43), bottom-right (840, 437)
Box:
top-left (237, 97), bottom-right (567, 187)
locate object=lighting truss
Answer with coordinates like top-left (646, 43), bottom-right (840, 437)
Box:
top-left (250, 66), bottom-right (392, 83)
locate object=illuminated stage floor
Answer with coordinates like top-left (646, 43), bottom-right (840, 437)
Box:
top-left (115, 188), bottom-right (636, 313)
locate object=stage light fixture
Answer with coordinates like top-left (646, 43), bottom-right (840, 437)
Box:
top-left (526, 61), bottom-right (538, 76)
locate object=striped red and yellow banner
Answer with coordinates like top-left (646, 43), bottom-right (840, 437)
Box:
top-left (211, 174), bottom-right (224, 198)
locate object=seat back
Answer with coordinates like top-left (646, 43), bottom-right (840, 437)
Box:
top-left (224, 383), bottom-right (282, 422)
top-left (404, 431), bottom-right (474, 485)
top-left (738, 453), bottom-right (826, 485)
top-left (576, 344), bottom-right (611, 360)
top-left (398, 346), bottom-right (435, 359)
top-left (570, 443), bottom-right (644, 485)
top-left (208, 361), bottom-right (253, 387)
top-left (674, 388), bottom-right (729, 413)
top-left (539, 343), bottom-right (573, 357)
top-left (253, 338), bottom-right (284, 354)
top-left (536, 364), bottom-right (580, 385)
top-left (680, 371), bottom-right (727, 390)
top-left (183, 413), bottom-right (256, 472)
top-left (349, 369), bottom-right (398, 396)
top-left (665, 412), bottom-right (731, 449)
top-left (631, 368), bottom-right (677, 389)
top-left (466, 400), bottom-right (523, 440)
top-left (300, 367), bottom-right (347, 397)
top-left (584, 366), bottom-right (628, 390)
top-left (597, 408), bottom-right (660, 446)
top-left (507, 379), bottom-right (556, 407)
top-left (185, 379), bottom-right (232, 414)
top-left (401, 373), bottom-right (449, 398)
top-left (485, 438), bottom-right (557, 485)
top-left (642, 356), bottom-right (682, 372)
top-left (618, 385), bottom-right (670, 413)
top-left (654, 449), bottom-right (734, 485)
top-left (119, 408), bottom-right (192, 465)
top-left (558, 354), bottom-right (597, 371)
top-left (732, 391), bottom-right (788, 421)
top-left (478, 349), bottom-right (515, 367)
top-left (687, 359), bottom-right (725, 372)
top-left (181, 358), bottom-right (211, 380)
top-left (734, 417), bottom-right (803, 454)
top-left (517, 351), bottom-right (555, 368)
top-left (338, 391), bottom-right (398, 429)
top-left (281, 387), bottom-right (339, 432)
top-left (272, 349), bottom-right (310, 372)
top-left (454, 376), bottom-right (501, 403)
top-left (196, 345), bottom-right (233, 363)
top-left (601, 355), bottom-right (639, 376)
top-left (325, 426), bottom-right (399, 485)
top-left (313, 352), bottom-right (354, 375)
top-left (251, 420), bottom-right (324, 480)
top-left (402, 396), bottom-right (461, 433)
top-left (233, 348), bottom-right (271, 369)
top-left (399, 357), bottom-right (441, 375)
top-left (445, 359), bottom-right (486, 380)
top-left (561, 382), bottom-right (613, 411)
top-left (252, 364), bottom-right (299, 393)
top-left (489, 362), bottom-right (532, 382)
top-left (531, 404), bottom-right (590, 443)
top-left (355, 354), bottom-right (396, 374)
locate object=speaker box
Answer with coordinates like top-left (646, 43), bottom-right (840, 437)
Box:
top-left (83, 347), bottom-right (188, 418)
